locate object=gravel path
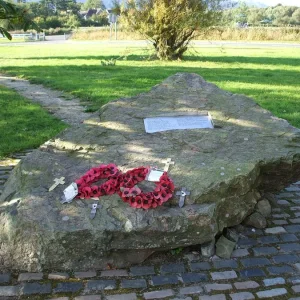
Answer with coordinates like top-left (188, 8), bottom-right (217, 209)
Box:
top-left (0, 74), bottom-right (93, 126)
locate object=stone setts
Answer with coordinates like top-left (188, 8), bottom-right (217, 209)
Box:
top-left (1, 73), bottom-right (300, 271)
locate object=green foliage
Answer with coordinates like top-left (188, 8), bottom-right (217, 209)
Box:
top-left (221, 2), bottom-right (300, 26)
top-left (89, 11), bottom-right (109, 26)
top-left (66, 14), bottom-right (80, 28)
top-left (44, 15), bottom-right (64, 28)
top-left (82, 0), bottom-right (105, 10)
top-left (120, 0), bottom-right (225, 60)
top-left (27, 0), bottom-right (82, 30)
top-left (34, 14), bottom-right (82, 30)
top-left (0, 0), bottom-right (40, 39)
top-left (26, 0), bottom-right (109, 30)
top-left (171, 248), bottom-right (183, 255)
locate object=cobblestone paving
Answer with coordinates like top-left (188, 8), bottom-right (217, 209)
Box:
top-left (1, 155), bottom-right (300, 299)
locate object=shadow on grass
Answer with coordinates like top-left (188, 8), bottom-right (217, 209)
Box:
top-left (2, 62), bottom-right (300, 127)
top-left (183, 55), bottom-right (300, 66)
top-left (12, 54), bottom-right (300, 66)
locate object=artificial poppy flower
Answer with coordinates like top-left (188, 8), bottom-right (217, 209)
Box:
top-left (144, 193), bottom-right (153, 201)
top-left (160, 173), bottom-right (170, 182)
top-left (160, 180), bottom-right (175, 191)
top-left (122, 195), bottom-right (131, 203)
top-left (81, 186), bottom-right (92, 199)
top-left (152, 190), bottom-right (161, 200)
top-left (121, 188), bottom-right (131, 198)
top-left (129, 197), bottom-right (137, 208)
top-left (110, 179), bottom-right (120, 190)
top-left (151, 201), bottom-right (158, 208)
top-left (142, 198), bottom-right (152, 209)
top-left (130, 186), bottom-right (141, 196)
top-left (91, 186), bottom-right (101, 197)
top-left (83, 174), bottom-right (93, 184)
top-left (154, 197), bottom-right (163, 206)
top-left (87, 167), bottom-right (101, 178)
top-left (124, 179), bottom-right (135, 188)
top-left (135, 171), bottom-right (146, 181)
top-left (135, 196), bottom-right (143, 208)
top-left (102, 182), bottom-right (115, 195)
top-left (160, 190), bottom-right (172, 202)
top-left (106, 164), bottom-right (118, 175)
top-left (75, 178), bottom-right (86, 188)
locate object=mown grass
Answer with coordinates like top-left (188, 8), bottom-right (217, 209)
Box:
top-left (0, 85), bottom-right (67, 158)
top-left (0, 43), bottom-right (299, 132)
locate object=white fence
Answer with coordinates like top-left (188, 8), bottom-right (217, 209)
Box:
top-left (0, 32), bottom-right (45, 40)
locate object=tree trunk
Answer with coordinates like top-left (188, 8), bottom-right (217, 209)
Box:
top-left (153, 30), bottom-right (194, 60)
top-left (154, 40), bottom-right (188, 60)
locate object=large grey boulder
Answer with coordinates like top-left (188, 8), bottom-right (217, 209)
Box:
top-left (1, 73), bottom-right (300, 271)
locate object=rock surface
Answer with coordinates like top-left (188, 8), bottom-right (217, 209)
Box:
top-left (216, 235), bottom-right (236, 259)
top-left (1, 73), bottom-right (300, 271)
top-left (255, 199), bottom-right (272, 217)
top-left (243, 212), bottom-right (267, 229)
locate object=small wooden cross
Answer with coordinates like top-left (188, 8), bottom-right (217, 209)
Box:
top-left (49, 177), bottom-right (65, 192)
top-left (176, 187), bottom-right (190, 208)
top-left (89, 202), bottom-right (102, 219)
top-left (162, 158), bottom-right (175, 172)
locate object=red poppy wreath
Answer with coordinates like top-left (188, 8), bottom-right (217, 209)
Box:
top-left (75, 164), bottom-right (121, 199)
top-left (73, 164), bottom-right (174, 209)
top-left (118, 167), bottom-right (174, 209)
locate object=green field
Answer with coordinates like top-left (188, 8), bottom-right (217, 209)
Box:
top-left (0, 42), bottom-right (300, 157)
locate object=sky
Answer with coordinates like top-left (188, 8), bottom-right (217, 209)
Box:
top-left (258, 0), bottom-right (300, 5)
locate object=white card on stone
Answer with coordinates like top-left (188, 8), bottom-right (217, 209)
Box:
top-left (63, 182), bottom-right (78, 202)
top-left (147, 169), bottom-right (164, 182)
top-left (144, 113), bottom-right (214, 133)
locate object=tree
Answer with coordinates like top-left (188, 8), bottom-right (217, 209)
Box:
top-left (247, 8), bottom-right (265, 25)
top-left (28, 1), bottom-right (53, 19)
top-left (0, 0), bottom-right (40, 39)
top-left (120, 0), bottom-right (225, 60)
top-left (292, 8), bottom-right (300, 25)
top-left (233, 1), bottom-right (248, 24)
top-left (82, 0), bottom-right (105, 10)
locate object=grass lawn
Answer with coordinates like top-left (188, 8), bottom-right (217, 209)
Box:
top-left (0, 85), bottom-right (67, 158)
top-left (0, 42), bottom-right (299, 158)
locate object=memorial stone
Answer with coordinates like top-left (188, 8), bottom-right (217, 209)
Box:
top-left (1, 73), bottom-right (300, 271)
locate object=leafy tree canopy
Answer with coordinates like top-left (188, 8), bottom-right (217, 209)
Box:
top-left (82, 0), bottom-right (105, 10)
top-left (221, 2), bottom-right (300, 26)
top-left (120, 0), bottom-right (226, 60)
top-left (0, 0), bottom-right (40, 39)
